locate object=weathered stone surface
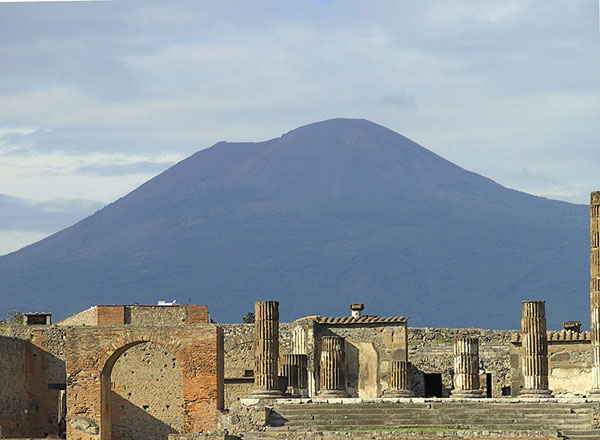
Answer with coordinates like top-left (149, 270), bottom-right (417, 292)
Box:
top-left (519, 301), bottom-right (551, 397)
top-left (591, 191), bottom-right (600, 396)
top-left (318, 336), bottom-right (347, 397)
top-left (65, 325), bottom-right (223, 440)
top-left (385, 360), bottom-right (414, 397)
top-left (252, 301), bottom-right (283, 397)
top-left (70, 416), bottom-right (99, 435)
top-left (452, 336), bottom-right (483, 398)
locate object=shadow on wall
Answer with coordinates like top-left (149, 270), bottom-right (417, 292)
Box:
top-left (111, 391), bottom-right (177, 440)
top-left (345, 343), bottom-right (359, 396)
top-left (0, 334), bottom-right (66, 439)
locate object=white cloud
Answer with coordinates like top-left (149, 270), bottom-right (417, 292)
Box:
top-left (0, 0), bottom-right (597, 217)
top-left (0, 230), bottom-right (49, 256)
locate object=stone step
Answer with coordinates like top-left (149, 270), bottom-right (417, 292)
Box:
top-left (277, 414), bottom-right (589, 424)
top-left (560, 430), bottom-right (600, 440)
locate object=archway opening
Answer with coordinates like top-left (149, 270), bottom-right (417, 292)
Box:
top-left (100, 341), bottom-right (183, 440)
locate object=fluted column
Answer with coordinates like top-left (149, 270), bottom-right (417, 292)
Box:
top-left (451, 336), bottom-right (483, 398)
top-left (591, 192), bottom-right (600, 397)
top-left (292, 327), bottom-right (307, 355)
top-left (252, 301), bottom-right (283, 398)
top-left (519, 300), bottom-right (551, 397)
top-left (280, 354), bottom-right (307, 397)
top-left (385, 360), bottom-right (415, 397)
top-left (317, 336), bottom-right (347, 397)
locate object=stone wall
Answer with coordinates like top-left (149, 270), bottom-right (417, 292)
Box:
top-left (0, 325), bottom-right (67, 438)
top-left (218, 320), bottom-right (408, 401)
top-left (314, 322), bottom-right (407, 397)
top-left (0, 335), bottom-right (26, 436)
top-left (111, 342), bottom-right (184, 440)
top-left (219, 323), bottom-right (293, 408)
top-left (510, 337), bottom-right (592, 396)
top-left (57, 307), bottom-right (96, 326)
top-left (57, 305), bottom-right (210, 327)
top-left (408, 328), bottom-right (516, 398)
top-left (65, 325), bottom-right (223, 440)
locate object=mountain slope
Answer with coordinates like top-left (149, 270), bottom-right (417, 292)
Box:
top-left (0, 119), bottom-right (589, 328)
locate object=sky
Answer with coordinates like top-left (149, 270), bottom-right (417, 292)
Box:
top-left (0, 0), bottom-right (599, 256)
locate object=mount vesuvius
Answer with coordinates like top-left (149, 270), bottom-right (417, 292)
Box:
top-left (0, 119), bottom-right (589, 328)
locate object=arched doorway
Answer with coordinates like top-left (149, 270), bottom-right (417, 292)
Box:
top-left (100, 341), bottom-right (183, 440)
top-left (66, 326), bottom-right (223, 440)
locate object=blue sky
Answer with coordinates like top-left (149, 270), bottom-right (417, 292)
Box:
top-left (1, 0), bottom-right (599, 255)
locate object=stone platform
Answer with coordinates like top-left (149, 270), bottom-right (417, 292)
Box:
top-left (237, 397), bottom-right (600, 440)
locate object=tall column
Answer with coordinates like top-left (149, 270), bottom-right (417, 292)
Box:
top-left (591, 192), bottom-right (600, 396)
top-left (252, 301), bottom-right (283, 398)
top-left (317, 336), bottom-right (347, 397)
top-left (385, 361), bottom-right (415, 397)
top-left (451, 336), bottom-right (483, 398)
top-left (519, 300), bottom-right (551, 397)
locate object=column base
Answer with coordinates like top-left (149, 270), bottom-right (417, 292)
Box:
top-left (250, 389), bottom-right (285, 399)
top-left (316, 389), bottom-right (348, 398)
top-left (518, 389), bottom-right (552, 398)
top-left (451, 389), bottom-right (484, 398)
top-left (284, 388), bottom-right (302, 398)
top-left (588, 389), bottom-right (600, 399)
top-left (384, 389), bottom-right (416, 398)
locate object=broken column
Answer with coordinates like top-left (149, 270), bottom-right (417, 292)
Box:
top-left (252, 300), bottom-right (283, 398)
top-left (280, 354), bottom-right (307, 397)
top-left (591, 191), bottom-right (600, 397)
top-left (451, 336), bottom-right (483, 398)
top-left (318, 335), bottom-right (347, 397)
top-left (519, 300), bottom-right (551, 397)
top-left (385, 360), bottom-right (415, 397)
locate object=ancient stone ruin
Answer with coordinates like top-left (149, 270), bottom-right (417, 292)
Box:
top-left (2, 191), bottom-right (600, 439)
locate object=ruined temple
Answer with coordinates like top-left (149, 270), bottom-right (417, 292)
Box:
top-left (2, 192), bottom-right (600, 440)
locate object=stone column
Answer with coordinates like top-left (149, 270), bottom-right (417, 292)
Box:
top-left (591, 192), bottom-right (600, 397)
top-left (519, 300), bottom-right (551, 397)
top-left (451, 336), bottom-right (483, 398)
top-left (292, 326), bottom-right (307, 355)
top-left (317, 336), bottom-right (347, 397)
top-left (291, 326), bottom-right (310, 396)
top-left (385, 360), bottom-right (415, 397)
top-left (252, 301), bottom-right (283, 398)
top-left (280, 354), bottom-right (307, 397)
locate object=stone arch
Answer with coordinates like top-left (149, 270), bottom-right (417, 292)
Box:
top-left (100, 339), bottom-right (183, 440)
top-left (65, 326), bottom-right (223, 440)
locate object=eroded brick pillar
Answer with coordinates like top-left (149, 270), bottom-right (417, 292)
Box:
top-left (385, 360), bottom-right (415, 397)
top-left (252, 301), bottom-right (283, 398)
top-left (451, 336), bottom-right (483, 398)
top-left (591, 191), bottom-right (600, 396)
top-left (317, 336), bottom-right (347, 397)
top-left (519, 300), bottom-right (551, 397)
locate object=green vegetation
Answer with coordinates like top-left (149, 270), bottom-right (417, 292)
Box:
top-left (242, 312), bottom-right (255, 324)
top-left (0, 310), bottom-right (23, 325)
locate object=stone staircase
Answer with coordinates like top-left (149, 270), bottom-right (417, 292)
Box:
top-left (258, 400), bottom-right (600, 439)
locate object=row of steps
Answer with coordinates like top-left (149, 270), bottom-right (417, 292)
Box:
top-left (261, 400), bottom-right (600, 439)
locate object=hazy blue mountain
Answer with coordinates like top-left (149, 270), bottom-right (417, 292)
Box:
top-left (0, 119), bottom-right (589, 328)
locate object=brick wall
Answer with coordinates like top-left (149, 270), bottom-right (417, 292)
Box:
top-left (186, 305), bottom-right (209, 324)
top-left (65, 325), bottom-right (223, 440)
top-left (96, 306), bottom-right (125, 325)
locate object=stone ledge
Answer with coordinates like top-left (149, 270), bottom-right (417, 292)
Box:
top-left (170, 430), bottom-right (562, 440)
top-left (240, 396), bottom-right (596, 406)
